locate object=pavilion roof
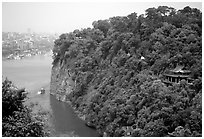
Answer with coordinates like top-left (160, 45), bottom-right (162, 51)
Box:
top-left (170, 65), bottom-right (191, 73)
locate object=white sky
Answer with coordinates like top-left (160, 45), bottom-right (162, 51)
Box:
top-left (2, 1), bottom-right (202, 33)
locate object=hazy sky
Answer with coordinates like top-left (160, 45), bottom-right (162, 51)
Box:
top-left (2, 2), bottom-right (202, 33)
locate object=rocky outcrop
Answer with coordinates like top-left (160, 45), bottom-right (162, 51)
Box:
top-left (50, 62), bottom-right (74, 102)
top-left (50, 62), bottom-right (93, 125)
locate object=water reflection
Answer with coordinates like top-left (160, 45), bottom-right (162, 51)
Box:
top-left (50, 95), bottom-right (99, 137)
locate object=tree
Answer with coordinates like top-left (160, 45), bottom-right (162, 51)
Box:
top-left (2, 79), bottom-right (48, 137)
top-left (92, 20), bottom-right (111, 37)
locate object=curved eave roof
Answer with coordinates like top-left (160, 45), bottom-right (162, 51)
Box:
top-left (163, 73), bottom-right (190, 78)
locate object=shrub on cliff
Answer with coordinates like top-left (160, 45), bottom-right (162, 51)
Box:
top-left (2, 79), bottom-right (48, 137)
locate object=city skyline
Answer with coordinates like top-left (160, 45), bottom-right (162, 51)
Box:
top-left (2, 1), bottom-right (202, 33)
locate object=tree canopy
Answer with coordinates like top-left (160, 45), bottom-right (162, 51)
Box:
top-left (2, 79), bottom-right (49, 137)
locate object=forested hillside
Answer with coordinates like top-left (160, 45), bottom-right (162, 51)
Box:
top-left (52, 6), bottom-right (202, 137)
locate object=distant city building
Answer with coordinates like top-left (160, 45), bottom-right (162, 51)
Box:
top-left (2, 31), bottom-right (59, 59)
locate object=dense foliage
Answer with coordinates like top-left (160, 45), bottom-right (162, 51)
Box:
top-left (2, 79), bottom-right (48, 137)
top-left (52, 6), bottom-right (202, 137)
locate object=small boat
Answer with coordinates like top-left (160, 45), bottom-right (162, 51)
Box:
top-left (37, 88), bottom-right (45, 94)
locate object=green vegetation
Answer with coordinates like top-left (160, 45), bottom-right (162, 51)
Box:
top-left (52, 6), bottom-right (202, 137)
top-left (2, 79), bottom-right (49, 137)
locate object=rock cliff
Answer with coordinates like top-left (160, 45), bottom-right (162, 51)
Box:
top-left (50, 61), bottom-right (93, 124)
top-left (50, 62), bottom-right (74, 102)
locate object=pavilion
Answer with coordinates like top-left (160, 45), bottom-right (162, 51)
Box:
top-left (163, 65), bottom-right (193, 85)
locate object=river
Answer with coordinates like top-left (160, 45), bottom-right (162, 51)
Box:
top-left (2, 54), bottom-right (99, 137)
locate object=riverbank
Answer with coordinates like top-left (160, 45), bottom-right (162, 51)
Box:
top-left (25, 85), bottom-right (82, 137)
top-left (25, 84), bottom-right (51, 111)
top-left (24, 84), bottom-right (54, 136)
top-left (3, 54), bottom-right (99, 137)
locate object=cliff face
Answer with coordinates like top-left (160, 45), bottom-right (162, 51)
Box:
top-left (50, 60), bottom-right (96, 122)
top-left (50, 62), bottom-right (74, 102)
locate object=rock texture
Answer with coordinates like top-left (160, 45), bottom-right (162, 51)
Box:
top-left (50, 62), bottom-right (92, 125)
top-left (50, 62), bottom-right (74, 102)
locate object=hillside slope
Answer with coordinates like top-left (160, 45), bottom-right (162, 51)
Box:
top-left (50, 6), bottom-right (202, 137)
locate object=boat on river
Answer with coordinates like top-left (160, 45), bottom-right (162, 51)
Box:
top-left (37, 88), bottom-right (45, 94)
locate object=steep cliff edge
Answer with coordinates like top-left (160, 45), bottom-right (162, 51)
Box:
top-left (50, 62), bottom-right (74, 102)
top-left (50, 60), bottom-right (91, 123)
top-left (50, 60), bottom-right (99, 126)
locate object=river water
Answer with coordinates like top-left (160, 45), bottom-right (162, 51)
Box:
top-left (2, 54), bottom-right (99, 137)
